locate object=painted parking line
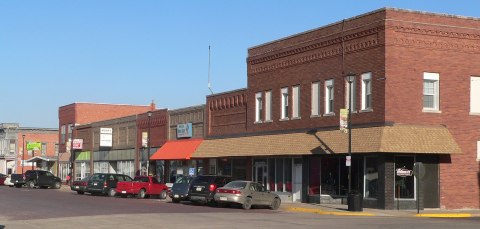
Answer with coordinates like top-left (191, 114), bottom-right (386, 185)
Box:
top-left (415, 213), bottom-right (472, 218)
top-left (286, 207), bottom-right (375, 216)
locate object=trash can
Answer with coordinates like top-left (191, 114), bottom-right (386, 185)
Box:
top-left (347, 192), bottom-right (363, 212)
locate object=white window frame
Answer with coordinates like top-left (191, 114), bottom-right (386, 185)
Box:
top-left (265, 90), bottom-right (272, 121)
top-left (280, 87), bottom-right (289, 120)
top-left (470, 76), bottom-right (480, 114)
top-left (255, 92), bottom-right (263, 123)
top-left (423, 72), bottom-right (440, 112)
top-left (325, 79), bottom-right (334, 114)
top-left (361, 72), bottom-right (372, 111)
top-left (292, 85), bottom-right (301, 119)
top-left (311, 82), bottom-right (321, 116)
top-left (345, 76), bottom-right (356, 111)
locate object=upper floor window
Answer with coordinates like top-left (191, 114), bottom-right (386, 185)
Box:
top-left (41, 142), bottom-right (47, 156)
top-left (281, 87), bottom-right (289, 119)
top-left (345, 76), bottom-right (356, 111)
top-left (325, 79), bottom-right (334, 114)
top-left (265, 90), bottom-right (272, 121)
top-left (61, 125), bottom-right (66, 143)
top-left (292, 85), bottom-right (301, 118)
top-left (361, 72), bottom-right (372, 110)
top-left (255, 92), bottom-right (263, 122)
top-left (311, 82), bottom-right (321, 116)
top-left (68, 124), bottom-right (74, 141)
top-left (423, 72), bottom-right (440, 111)
top-left (470, 76), bottom-right (480, 114)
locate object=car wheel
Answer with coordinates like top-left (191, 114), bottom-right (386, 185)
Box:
top-left (270, 198), bottom-right (281, 210)
top-left (107, 188), bottom-right (116, 197)
top-left (77, 191), bottom-right (84, 195)
top-left (53, 182), bottom-right (61, 189)
top-left (242, 197), bottom-right (252, 210)
top-left (172, 198), bottom-right (180, 203)
top-left (14, 184), bottom-right (22, 188)
top-left (159, 190), bottom-right (167, 199)
top-left (137, 189), bottom-right (146, 199)
top-left (26, 181), bottom-right (35, 189)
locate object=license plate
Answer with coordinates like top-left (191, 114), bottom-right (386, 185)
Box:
top-left (75, 186), bottom-right (79, 189)
top-left (196, 187), bottom-right (202, 191)
top-left (121, 191), bottom-right (126, 194)
top-left (93, 182), bottom-right (98, 186)
top-left (174, 194), bottom-right (179, 198)
top-left (220, 197), bottom-right (227, 201)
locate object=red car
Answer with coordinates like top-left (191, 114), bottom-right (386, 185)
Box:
top-left (116, 176), bottom-right (168, 199)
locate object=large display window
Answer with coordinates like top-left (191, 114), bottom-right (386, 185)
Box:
top-left (364, 157), bottom-right (378, 199)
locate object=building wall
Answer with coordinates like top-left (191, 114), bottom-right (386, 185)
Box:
top-left (136, 109), bottom-right (168, 149)
top-left (168, 105), bottom-right (205, 140)
top-left (206, 89), bottom-right (247, 137)
top-left (16, 128), bottom-right (58, 173)
top-left (383, 9), bottom-right (480, 209)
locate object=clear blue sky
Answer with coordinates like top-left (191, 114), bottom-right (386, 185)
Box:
top-left (1, 0), bottom-right (478, 128)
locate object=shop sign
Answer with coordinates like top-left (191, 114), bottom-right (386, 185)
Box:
top-left (396, 168), bottom-right (413, 177)
top-left (27, 142), bottom-right (42, 151)
top-left (100, 128), bottom-right (113, 147)
top-left (177, 123), bottom-right (193, 138)
top-left (72, 139), bottom-right (83, 150)
top-left (189, 168), bottom-right (195, 176)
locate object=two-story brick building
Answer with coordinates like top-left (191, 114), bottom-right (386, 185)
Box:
top-left (192, 8), bottom-right (480, 210)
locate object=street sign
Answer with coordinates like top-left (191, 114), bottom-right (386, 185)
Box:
top-left (346, 156), bottom-right (351, 167)
top-left (189, 168), bottom-right (195, 176)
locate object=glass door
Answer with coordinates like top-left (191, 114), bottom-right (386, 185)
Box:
top-left (253, 159), bottom-right (268, 189)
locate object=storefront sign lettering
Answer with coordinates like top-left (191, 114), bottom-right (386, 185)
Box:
top-left (396, 168), bottom-right (413, 177)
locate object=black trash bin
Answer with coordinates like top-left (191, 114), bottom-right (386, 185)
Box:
top-left (347, 192), bottom-right (363, 212)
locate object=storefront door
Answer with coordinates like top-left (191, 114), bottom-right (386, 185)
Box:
top-left (253, 160), bottom-right (268, 188)
top-left (293, 163), bottom-right (302, 202)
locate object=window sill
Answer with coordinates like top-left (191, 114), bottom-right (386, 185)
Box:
top-left (323, 113), bottom-right (335, 117)
top-left (291, 117), bottom-right (301, 120)
top-left (254, 121), bottom-right (263, 124)
top-left (310, 115), bottom-right (322, 118)
top-left (279, 118), bottom-right (290, 121)
top-left (422, 109), bottom-right (442, 113)
top-left (264, 120), bottom-right (273, 123)
top-left (360, 109), bottom-right (373, 113)
top-left (469, 112), bottom-right (480, 116)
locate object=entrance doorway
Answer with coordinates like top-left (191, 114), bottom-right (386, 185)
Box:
top-left (253, 159), bottom-right (268, 188)
top-left (293, 162), bottom-right (302, 202)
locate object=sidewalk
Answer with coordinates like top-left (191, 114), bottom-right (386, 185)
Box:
top-left (281, 202), bottom-right (480, 218)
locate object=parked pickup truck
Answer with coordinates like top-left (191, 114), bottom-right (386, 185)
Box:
top-left (12, 170), bottom-right (62, 189)
top-left (115, 176), bottom-right (168, 199)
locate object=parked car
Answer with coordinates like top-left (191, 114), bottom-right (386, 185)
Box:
top-left (11, 170), bottom-right (62, 189)
top-left (169, 176), bottom-right (195, 203)
top-left (71, 175), bottom-right (92, 195)
top-left (116, 176), bottom-right (168, 199)
top-left (4, 174), bottom-right (14, 187)
top-left (188, 175), bottom-right (232, 205)
top-left (86, 173), bottom-right (133, 197)
top-left (0, 173), bottom-right (6, 185)
top-left (214, 180), bottom-right (281, 210)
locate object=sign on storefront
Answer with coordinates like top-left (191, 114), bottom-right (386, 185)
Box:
top-left (72, 139), bottom-right (83, 150)
top-left (189, 168), bottom-right (195, 176)
top-left (100, 128), bottom-right (113, 147)
top-left (177, 123), bottom-right (193, 138)
top-left (396, 168), bottom-right (413, 177)
top-left (346, 156), bottom-right (351, 167)
top-left (27, 142), bottom-right (42, 151)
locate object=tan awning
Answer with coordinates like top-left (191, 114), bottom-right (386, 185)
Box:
top-left (191, 124), bottom-right (461, 158)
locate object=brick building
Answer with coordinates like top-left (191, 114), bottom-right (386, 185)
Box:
top-left (0, 123), bottom-right (58, 175)
top-left (58, 102), bottom-right (155, 180)
top-left (193, 8), bottom-right (480, 210)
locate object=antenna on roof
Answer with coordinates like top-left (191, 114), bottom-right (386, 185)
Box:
top-left (208, 45), bottom-right (214, 95)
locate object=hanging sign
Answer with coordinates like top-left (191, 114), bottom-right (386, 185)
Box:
top-left (396, 168), bottom-right (413, 177)
top-left (340, 109), bottom-right (348, 133)
top-left (72, 139), bottom-right (83, 150)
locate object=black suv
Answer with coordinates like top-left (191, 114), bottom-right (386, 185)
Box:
top-left (13, 170), bottom-right (62, 189)
top-left (188, 175), bottom-right (232, 205)
top-left (86, 173), bottom-right (133, 197)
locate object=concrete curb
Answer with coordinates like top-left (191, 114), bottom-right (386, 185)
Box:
top-left (286, 207), bottom-right (376, 217)
top-left (415, 213), bottom-right (473, 218)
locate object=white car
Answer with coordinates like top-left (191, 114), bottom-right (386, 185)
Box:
top-left (4, 175), bottom-right (14, 187)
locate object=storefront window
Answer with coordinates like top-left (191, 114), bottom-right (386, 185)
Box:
top-left (321, 157), bottom-right (339, 195)
top-left (217, 158), bottom-right (232, 176)
top-left (364, 157), bottom-right (378, 199)
top-left (195, 160), bottom-right (206, 176)
top-left (309, 157), bottom-right (320, 195)
top-left (268, 158), bottom-right (275, 191)
top-left (209, 158), bottom-right (216, 174)
top-left (275, 158), bottom-right (284, 192)
top-left (284, 158), bottom-right (292, 192)
top-left (232, 158), bottom-right (247, 180)
top-left (395, 156), bottom-right (415, 199)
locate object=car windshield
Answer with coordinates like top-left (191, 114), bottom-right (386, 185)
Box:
top-left (91, 174), bottom-right (106, 181)
top-left (224, 181), bottom-right (247, 189)
top-left (174, 176), bottom-right (192, 184)
top-left (134, 177), bottom-right (150, 182)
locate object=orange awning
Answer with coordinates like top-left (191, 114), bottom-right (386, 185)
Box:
top-left (150, 139), bottom-right (203, 160)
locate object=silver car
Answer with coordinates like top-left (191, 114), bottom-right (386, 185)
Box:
top-left (214, 181), bottom-right (281, 210)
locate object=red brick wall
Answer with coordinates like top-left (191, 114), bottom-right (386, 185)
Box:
top-left (383, 10), bottom-right (480, 209)
top-left (16, 130), bottom-right (58, 173)
top-left (136, 109), bottom-right (168, 149)
top-left (205, 89), bottom-right (247, 137)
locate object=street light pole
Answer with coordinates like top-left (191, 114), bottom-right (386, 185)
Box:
top-left (22, 134), bottom-right (25, 174)
top-left (146, 111), bottom-right (152, 176)
top-left (345, 72), bottom-right (356, 195)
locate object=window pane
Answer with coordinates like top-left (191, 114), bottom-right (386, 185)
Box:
top-left (275, 158), bottom-right (284, 192)
top-left (423, 95), bottom-right (434, 108)
top-left (321, 157), bottom-right (339, 195)
top-left (364, 157), bottom-right (378, 198)
top-left (309, 157), bottom-right (320, 195)
top-left (395, 156), bottom-right (415, 199)
top-left (232, 158), bottom-right (246, 180)
top-left (268, 158), bottom-right (275, 191)
top-left (284, 158), bottom-right (292, 192)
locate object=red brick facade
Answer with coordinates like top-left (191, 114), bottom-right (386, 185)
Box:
top-left (206, 8), bottom-right (480, 209)
top-left (16, 128), bottom-right (58, 173)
